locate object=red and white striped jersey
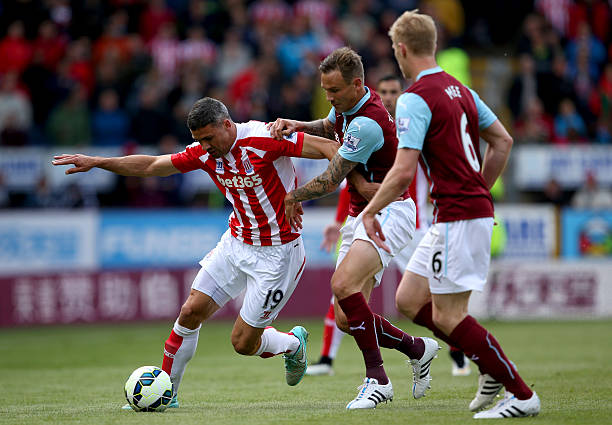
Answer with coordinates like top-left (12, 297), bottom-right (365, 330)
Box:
top-left (171, 121), bottom-right (304, 246)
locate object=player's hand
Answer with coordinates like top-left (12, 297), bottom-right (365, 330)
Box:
top-left (362, 212), bottom-right (391, 253)
top-left (52, 154), bottom-right (97, 174)
top-left (267, 118), bottom-right (301, 140)
top-left (284, 195), bottom-right (303, 231)
top-left (321, 221), bottom-right (342, 252)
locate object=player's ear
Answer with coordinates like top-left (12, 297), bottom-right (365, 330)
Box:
top-left (222, 119), bottom-right (232, 129)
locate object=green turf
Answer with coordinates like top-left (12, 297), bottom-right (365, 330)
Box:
top-left (1, 319), bottom-right (611, 424)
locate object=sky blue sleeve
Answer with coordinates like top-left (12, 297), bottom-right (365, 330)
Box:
top-left (327, 107), bottom-right (336, 124)
top-left (468, 88), bottom-right (497, 129)
top-left (338, 116), bottom-right (384, 164)
top-left (396, 93), bottom-right (431, 150)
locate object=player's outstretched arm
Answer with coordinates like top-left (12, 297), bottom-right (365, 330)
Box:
top-left (361, 148), bottom-right (420, 252)
top-left (479, 120), bottom-right (513, 189)
top-left (268, 118), bottom-right (335, 140)
top-left (300, 134), bottom-right (340, 160)
top-left (52, 154), bottom-right (180, 177)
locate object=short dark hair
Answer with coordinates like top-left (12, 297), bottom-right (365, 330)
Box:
top-left (319, 47), bottom-right (364, 84)
top-left (377, 75), bottom-right (403, 87)
top-left (187, 97), bottom-right (231, 131)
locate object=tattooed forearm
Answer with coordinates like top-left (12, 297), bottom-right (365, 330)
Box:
top-left (302, 119), bottom-right (335, 139)
top-left (289, 155), bottom-right (357, 202)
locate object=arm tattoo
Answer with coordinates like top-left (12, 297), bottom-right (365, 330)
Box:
top-left (290, 154), bottom-right (357, 202)
top-left (303, 119), bottom-right (335, 140)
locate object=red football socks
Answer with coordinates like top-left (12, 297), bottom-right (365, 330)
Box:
top-left (338, 292), bottom-right (388, 385)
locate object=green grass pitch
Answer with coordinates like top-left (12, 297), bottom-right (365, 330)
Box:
top-left (1, 319), bottom-right (611, 424)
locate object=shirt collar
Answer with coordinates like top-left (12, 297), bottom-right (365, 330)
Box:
top-left (343, 86), bottom-right (371, 116)
top-left (415, 66), bottom-right (443, 82)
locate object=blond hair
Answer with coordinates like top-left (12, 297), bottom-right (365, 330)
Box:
top-left (388, 9), bottom-right (437, 56)
top-left (319, 47), bottom-right (365, 84)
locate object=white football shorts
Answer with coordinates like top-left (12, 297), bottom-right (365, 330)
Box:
top-left (407, 217), bottom-right (494, 294)
top-left (392, 227), bottom-right (427, 271)
top-left (193, 229), bottom-right (306, 328)
top-left (337, 198), bottom-right (416, 286)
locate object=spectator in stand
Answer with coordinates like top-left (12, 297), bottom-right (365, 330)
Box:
top-left (514, 97), bottom-right (555, 143)
top-left (129, 83), bottom-right (172, 145)
top-left (538, 177), bottom-right (572, 207)
top-left (150, 22), bottom-right (181, 89)
top-left (517, 14), bottom-right (559, 74)
top-left (65, 37), bottom-right (95, 96)
top-left (179, 0), bottom-right (231, 43)
top-left (508, 54), bottom-right (539, 120)
top-left (92, 10), bottom-right (133, 67)
top-left (139, 0), bottom-right (176, 43)
top-left (572, 172), bottom-right (612, 209)
top-left (294, 0), bottom-right (336, 31)
top-left (538, 54), bottom-right (578, 117)
top-left (535, 0), bottom-right (571, 39)
top-left (46, 84), bottom-right (91, 146)
top-left (31, 20), bottom-right (67, 71)
top-left (22, 51), bottom-right (59, 136)
top-left (0, 20), bottom-right (32, 75)
top-left (179, 26), bottom-right (216, 70)
top-left (91, 88), bottom-right (130, 146)
top-left (276, 15), bottom-right (319, 78)
top-left (92, 54), bottom-right (130, 109)
top-left (24, 176), bottom-right (57, 208)
top-left (554, 98), bottom-right (588, 143)
top-left (568, 0), bottom-right (610, 43)
top-left (566, 22), bottom-right (606, 82)
top-left (249, 0), bottom-right (291, 27)
top-left (339, 0), bottom-right (376, 50)
top-left (590, 63), bottom-right (612, 117)
top-left (214, 27), bottom-right (253, 86)
top-left (168, 67), bottom-right (207, 139)
top-left (0, 72), bottom-right (32, 146)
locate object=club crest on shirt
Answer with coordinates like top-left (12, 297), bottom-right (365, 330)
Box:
top-left (397, 117), bottom-right (410, 134)
top-left (343, 133), bottom-right (361, 151)
top-left (215, 159), bottom-right (224, 174)
top-left (242, 156), bottom-right (254, 175)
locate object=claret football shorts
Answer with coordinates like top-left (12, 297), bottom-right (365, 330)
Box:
top-left (407, 217), bottom-right (494, 294)
top-left (193, 230), bottom-right (306, 327)
top-left (337, 198), bottom-right (416, 286)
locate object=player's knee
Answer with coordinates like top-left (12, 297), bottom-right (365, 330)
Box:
top-left (431, 312), bottom-right (455, 335)
top-left (331, 273), bottom-right (351, 299)
top-left (179, 301), bottom-right (204, 325)
top-left (396, 297), bottom-right (419, 320)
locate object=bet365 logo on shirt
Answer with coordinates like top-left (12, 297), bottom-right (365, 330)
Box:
top-left (216, 174), bottom-right (263, 188)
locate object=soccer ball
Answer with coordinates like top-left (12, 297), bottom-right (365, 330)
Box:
top-left (124, 366), bottom-right (173, 412)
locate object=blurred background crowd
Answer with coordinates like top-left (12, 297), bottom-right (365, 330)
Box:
top-left (0, 0), bottom-right (611, 210)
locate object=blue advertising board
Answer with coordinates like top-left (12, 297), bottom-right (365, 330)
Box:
top-left (561, 209), bottom-right (612, 258)
top-left (99, 209), bottom-right (228, 268)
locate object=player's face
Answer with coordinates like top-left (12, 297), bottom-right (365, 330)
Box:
top-left (190, 120), bottom-right (234, 158)
top-left (321, 70), bottom-right (362, 113)
top-left (376, 80), bottom-right (402, 115)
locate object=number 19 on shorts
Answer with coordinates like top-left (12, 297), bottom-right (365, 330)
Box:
top-left (262, 290), bottom-right (284, 309)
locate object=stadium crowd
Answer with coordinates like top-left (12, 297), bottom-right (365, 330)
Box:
top-left (0, 0), bottom-right (611, 208)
